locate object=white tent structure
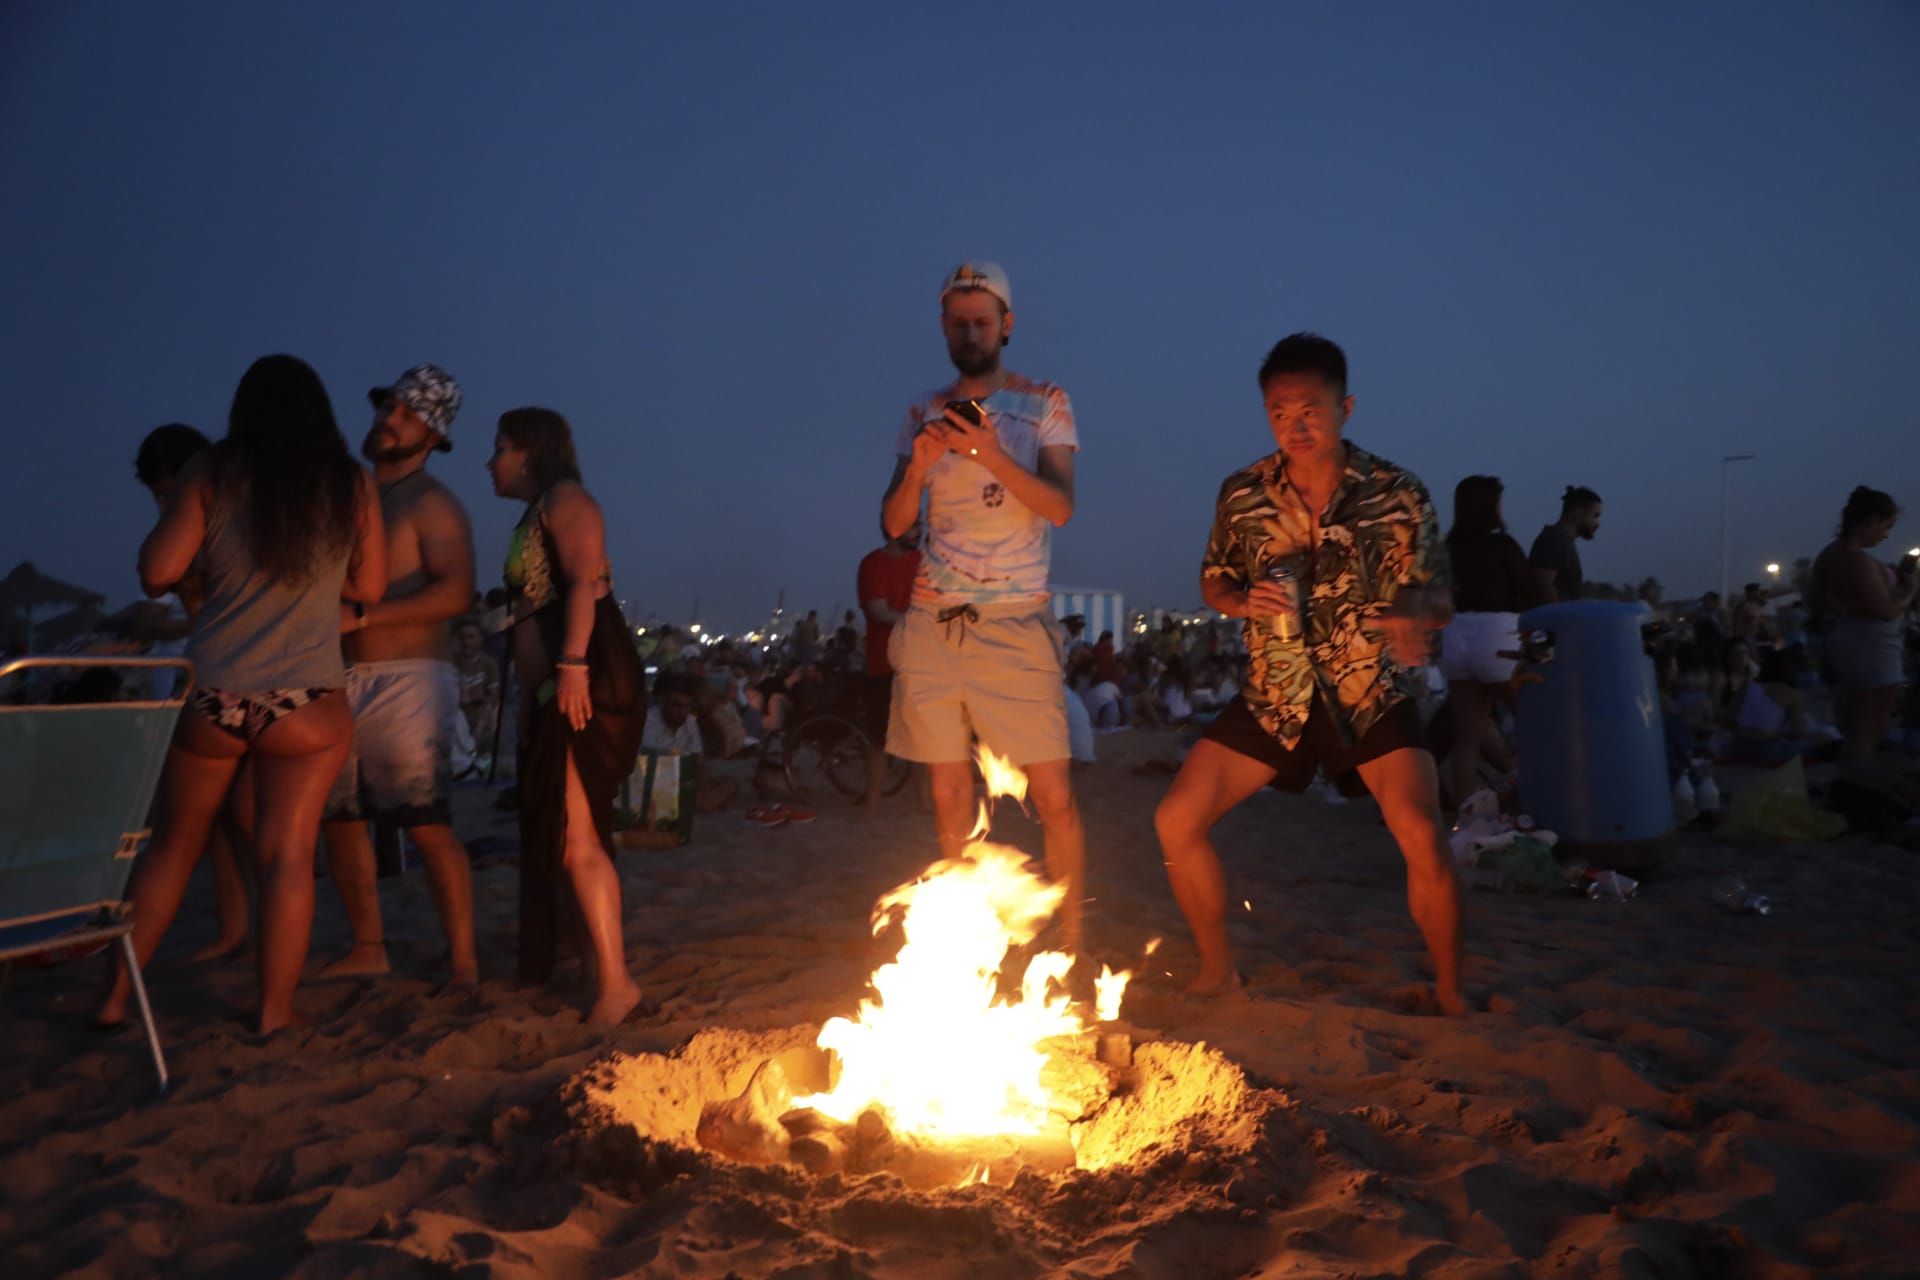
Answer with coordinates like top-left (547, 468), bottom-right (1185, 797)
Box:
top-left (1048, 585), bottom-right (1125, 642)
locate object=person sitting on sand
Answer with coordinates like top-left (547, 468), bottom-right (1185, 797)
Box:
top-left (454, 618), bottom-right (501, 749)
top-left (1155, 655), bottom-right (1195, 724)
top-left (1152, 334), bottom-right (1465, 1014)
top-left (1725, 646), bottom-right (1824, 766)
top-left (643, 672), bottom-right (740, 813)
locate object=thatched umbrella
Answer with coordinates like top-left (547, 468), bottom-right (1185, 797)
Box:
top-left (0, 561), bottom-right (106, 654)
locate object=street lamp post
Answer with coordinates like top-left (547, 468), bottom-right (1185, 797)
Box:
top-left (1720, 454), bottom-right (1756, 602)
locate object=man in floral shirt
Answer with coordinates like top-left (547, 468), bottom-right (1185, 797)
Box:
top-left (1153, 334), bottom-right (1465, 1014)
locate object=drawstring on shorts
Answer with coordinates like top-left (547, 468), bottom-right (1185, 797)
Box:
top-left (937, 603), bottom-right (981, 645)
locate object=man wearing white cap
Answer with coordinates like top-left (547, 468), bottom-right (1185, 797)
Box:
top-left (318, 364), bottom-right (479, 986)
top-left (881, 262), bottom-right (1087, 951)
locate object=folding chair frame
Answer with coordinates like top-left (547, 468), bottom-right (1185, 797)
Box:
top-left (0, 655), bottom-right (192, 1095)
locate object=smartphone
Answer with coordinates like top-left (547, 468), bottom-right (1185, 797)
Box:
top-left (944, 398), bottom-right (984, 426)
top-left (1901, 549), bottom-right (1919, 575)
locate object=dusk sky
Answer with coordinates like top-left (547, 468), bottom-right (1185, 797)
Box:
top-left (4, 2), bottom-right (1917, 632)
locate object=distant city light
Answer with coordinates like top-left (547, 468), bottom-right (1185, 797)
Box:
top-left (1765, 562), bottom-right (1780, 576)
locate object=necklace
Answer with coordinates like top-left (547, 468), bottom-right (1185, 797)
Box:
top-left (379, 468), bottom-right (428, 499)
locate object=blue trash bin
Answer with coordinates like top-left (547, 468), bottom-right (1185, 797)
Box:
top-left (1514, 601), bottom-right (1675, 872)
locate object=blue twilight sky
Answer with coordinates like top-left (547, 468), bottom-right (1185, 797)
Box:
top-left (4, 2), bottom-right (1918, 631)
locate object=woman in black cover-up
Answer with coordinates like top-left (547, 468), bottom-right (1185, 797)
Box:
top-left (489, 407), bottom-right (646, 1026)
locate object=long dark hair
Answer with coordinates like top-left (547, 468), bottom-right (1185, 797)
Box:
top-left (218, 355), bottom-right (360, 585)
top-left (1838, 485), bottom-right (1897, 539)
top-left (1448, 474), bottom-right (1505, 543)
top-left (498, 407), bottom-right (583, 493)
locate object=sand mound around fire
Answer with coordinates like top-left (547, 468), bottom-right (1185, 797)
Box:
top-left (550, 1025), bottom-right (1313, 1273)
top-left (565, 1026), bottom-right (1275, 1189)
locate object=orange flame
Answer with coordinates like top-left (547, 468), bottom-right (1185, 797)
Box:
top-left (790, 744), bottom-right (1132, 1143)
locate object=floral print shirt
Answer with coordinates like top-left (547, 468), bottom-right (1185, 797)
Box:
top-left (1201, 442), bottom-right (1449, 748)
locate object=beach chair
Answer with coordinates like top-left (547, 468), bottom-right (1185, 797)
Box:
top-left (0, 656), bottom-right (191, 1093)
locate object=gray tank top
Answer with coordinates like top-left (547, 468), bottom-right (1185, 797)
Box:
top-left (187, 480), bottom-right (351, 692)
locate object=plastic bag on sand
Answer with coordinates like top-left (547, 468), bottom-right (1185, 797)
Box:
top-left (1449, 787), bottom-right (1506, 865)
top-left (1716, 757), bottom-right (1846, 845)
top-left (1450, 787), bottom-right (1558, 868)
top-left (1474, 836), bottom-right (1567, 892)
top-left (1458, 786), bottom-right (1501, 828)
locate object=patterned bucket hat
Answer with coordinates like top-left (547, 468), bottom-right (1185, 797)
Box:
top-left (368, 363), bottom-right (462, 451)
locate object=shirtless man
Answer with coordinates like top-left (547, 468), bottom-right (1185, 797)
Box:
top-left (318, 364), bottom-right (479, 984)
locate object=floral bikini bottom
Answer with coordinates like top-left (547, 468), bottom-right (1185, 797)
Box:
top-left (190, 686), bottom-right (334, 744)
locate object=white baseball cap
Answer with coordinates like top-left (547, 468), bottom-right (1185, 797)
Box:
top-left (938, 260), bottom-right (1012, 311)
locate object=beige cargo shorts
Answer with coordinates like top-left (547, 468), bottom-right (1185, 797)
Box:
top-left (885, 600), bottom-right (1069, 766)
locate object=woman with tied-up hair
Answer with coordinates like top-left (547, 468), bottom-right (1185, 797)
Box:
top-left (486, 407), bottom-right (647, 1027)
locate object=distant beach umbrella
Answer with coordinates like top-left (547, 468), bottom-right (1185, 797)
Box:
top-left (0, 561), bottom-right (106, 654)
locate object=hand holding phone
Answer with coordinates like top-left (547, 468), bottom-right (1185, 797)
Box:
top-left (909, 419), bottom-right (948, 471)
top-left (939, 398), bottom-right (998, 463)
top-left (944, 398), bottom-right (984, 426)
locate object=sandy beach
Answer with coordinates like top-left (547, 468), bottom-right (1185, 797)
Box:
top-left (4, 728), bottom-right (1917, 1278)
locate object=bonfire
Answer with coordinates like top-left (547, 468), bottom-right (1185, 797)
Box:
top-left (575, 744), bottom-right (1251, 1190)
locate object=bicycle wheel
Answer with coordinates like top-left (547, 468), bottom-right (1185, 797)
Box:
top-left (880, 751), bottom-right (912, 796)
top-left (785, 714), bottom-right (870, 801)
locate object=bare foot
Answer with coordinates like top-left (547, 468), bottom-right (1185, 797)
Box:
top-left (1435, 986), bottom-right (1469, 1017)
top-left (189, 935), bottom-right (247, 964)
top-left (441, 961), bottom-right (480, 992)
top-left (315, 942), bottom-right (390, 981)
top-left (255, 1007), bottom-right (312, 1036)
top-left (585, 981), bottom-right (645, 1028)
top-left (90, 1000), bottom-right (129, 1031)
top-left (1183, 967), bottom-right (1244, 998)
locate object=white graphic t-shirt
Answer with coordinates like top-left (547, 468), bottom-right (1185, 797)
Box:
top-left (893, 372), bottom-right (1079, 607)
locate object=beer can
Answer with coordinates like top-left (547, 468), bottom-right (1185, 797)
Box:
top-left (1268, 566), bottom-right (1302, 642)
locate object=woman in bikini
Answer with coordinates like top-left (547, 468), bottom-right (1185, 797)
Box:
top-left (97, 355), bottom-right (386, 1035)
top-left (487, 408), bottom-right (646, 1026)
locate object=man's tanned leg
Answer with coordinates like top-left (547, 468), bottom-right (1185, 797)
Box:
top-left (925, 760), bottom-right (977, 861)
top-left (1024, 759), bottom-right (1084, 953)
top-left (1153, 739), bottom-right (1278, 994)
top-left (1356, 747), bottom-right (1466, 1015)
top-left (318, 820), bottom-right (390, 977)
top-left (407, 823), bottom-right (478, 985)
